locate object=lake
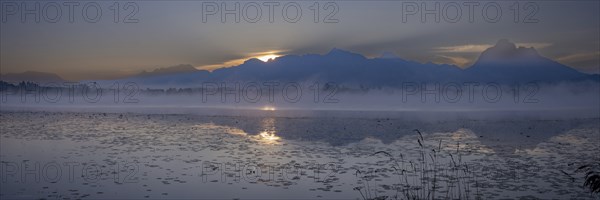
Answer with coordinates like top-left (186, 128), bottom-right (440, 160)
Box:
top-left (1, 109), bottom-right (599, 199)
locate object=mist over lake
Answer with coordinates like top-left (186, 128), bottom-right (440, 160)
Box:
top-left (2, 0), bottom-right (600, 199)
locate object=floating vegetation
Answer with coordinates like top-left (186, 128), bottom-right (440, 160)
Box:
top-left (0, 111), bottom-right (598, 199)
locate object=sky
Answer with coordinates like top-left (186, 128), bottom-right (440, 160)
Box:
top-left (1, 0), bottom-right (599, 81)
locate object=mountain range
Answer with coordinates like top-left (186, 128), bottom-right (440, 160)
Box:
top-left (0, 71), bottom-right (65, 83)
top-left (137, 64), bottom-right (200, 77)
top-left (119, 39), bottom-right (597, 87)
top-left (2, 40), bottom-right (598, 87)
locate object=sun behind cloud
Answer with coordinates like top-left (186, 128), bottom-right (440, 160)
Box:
top-left (256, 54), bottom-right (280, 62)
top-left (199, 51), bottom-right (282, 71)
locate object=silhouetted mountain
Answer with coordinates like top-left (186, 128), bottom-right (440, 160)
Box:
top-left (126, 49), bottom-right (462, 88)
top-left (137, 64), bottom-right (200, 77)
top-left (466, 39), bottom-right (589, 83)
top-left (0, 71), bottom-right (65, 83)
top-left (378, 51), bottom-right (402, 59)
top-left (111, 40), bottom-right (595, 87)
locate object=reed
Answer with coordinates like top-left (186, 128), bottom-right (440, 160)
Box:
top-left (575, 162), bottom-right (600, 194)
top-left (357, 129), bottom-right (481, 200)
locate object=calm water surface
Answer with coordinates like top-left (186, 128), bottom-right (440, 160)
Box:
top-left (1, 110), bottom-right (599, 199)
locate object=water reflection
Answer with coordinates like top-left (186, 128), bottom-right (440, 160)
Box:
top-left (254, 118), bottom-right (280, 144)
top-left (437, 128), bottom-right (496, 154)
top-left (200, 113), bottom-right (597, 151)
top-left (253, 131), bottom-right (280, 144)
top-left (1, 112), bottom-right (598, 199)
top-left (216, 117), bottom-right (281, 144)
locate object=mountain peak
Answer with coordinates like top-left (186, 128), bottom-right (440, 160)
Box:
top-left (467, 39), bottom-right (586, 82)
top-left (243, 58), bottom-right (264, 64)
top-left (476, 39), bottom-right (540, 63)
top-left (494, 39), bottom-right (517, 52)
top-left (326, 48), bottom-right (365, 59)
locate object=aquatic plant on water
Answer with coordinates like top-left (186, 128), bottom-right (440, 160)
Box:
top-left (354, 129), bottom-right (481, 200)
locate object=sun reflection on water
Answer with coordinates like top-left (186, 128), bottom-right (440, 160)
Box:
top-left (253, 131), bottom-right (280, 144)
top-left (262, 106), bottom-right (276, 111)
top-left (253, 118), bottom-right (280, 144)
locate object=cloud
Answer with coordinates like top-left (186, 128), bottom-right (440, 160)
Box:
top-left (556, 51), bottom-right (600, 73)
top-left (434, 44), bottom-right (492, 53)
top-left (434, 43), bottom-right (552, 53)
top-left (198, 51), bottom-right (284, 71)
top-left (556, 51), bottom-right (600, 63)
top-left (435, 55), bottom-right (472, 67)
top-left (198, 58), bottom-right (248, 71)
top-left (517, 43), bottom-right (553, 49)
